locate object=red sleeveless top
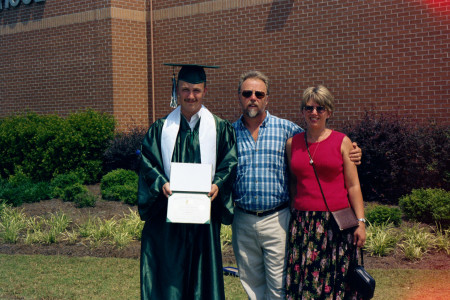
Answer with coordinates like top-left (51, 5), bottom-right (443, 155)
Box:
top-left (290, 130), bottom-right (349, 211)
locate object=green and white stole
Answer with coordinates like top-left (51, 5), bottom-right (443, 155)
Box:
top-left (161, 105), bottom-right (217, 180)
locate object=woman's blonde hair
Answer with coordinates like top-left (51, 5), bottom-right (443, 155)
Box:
top-left (301, 85), bottom-right (335, 112)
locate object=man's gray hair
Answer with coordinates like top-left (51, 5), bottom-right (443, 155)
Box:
top-left (238, 70), bottom-right (270, 95)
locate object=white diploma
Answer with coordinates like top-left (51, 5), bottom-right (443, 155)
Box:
top-left (166, 163), bottom-right (212, 224)
top-left (167, 193), bottom-right (211, 224)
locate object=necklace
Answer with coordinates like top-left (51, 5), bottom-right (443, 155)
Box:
top-left (309, 142), bottom-right (320, 165)
top-left (306, 130), bottom-right (327, 165)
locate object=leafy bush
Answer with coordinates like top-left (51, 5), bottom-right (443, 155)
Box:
top-left (100, 169), bottom-right (138, 205)
top-left (50, 172), bottom-right (84, 199)
top-left (62, 183), bottom-right (89, 202)
top-left (61, 182), bottom-right (96, 208)
top-left (433, 224), bottom-right (450, 255)
top-left (366, 205), bottom-right (402, 226)
top-left (72, 160), bottom-right (104, 185)
top-left (0, 171), bottom-right (51, 206)
top-left (118, 209), bottom-right (144, 241)
top-left (103, 126), bottom-right (146, 173)
top-left (42, 213), bottom-right (72, 244)
top-left (364, 221), bottom-right (399, 256)
top-left (77, 212), bottom-right (143, 248)
top-left (343, 111), bottom-right (449, 204)
top-left (102, 185), bottom-right (138, 205)
top-left (2, 205), bottom-right (143, 249)
top-left (74, 190), bottom-right (97, 208)
top-left (221, 225), bottom-right (232, 251)
top-left (399, 224), bottom-right (436, 260)
top-left (0, 203), bottom-right (28, 243)
top-left (0, 110), bottom-right (115, 182)
top-left (399, 188), bottom-right (449, 226)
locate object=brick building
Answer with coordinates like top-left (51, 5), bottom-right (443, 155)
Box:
top-left (1, 0), bottom-right (448, 131)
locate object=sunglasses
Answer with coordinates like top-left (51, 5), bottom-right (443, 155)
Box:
top-left (241, 90), bottom-right (266, 99)
top-left (304, 105), bottom-right (327, 113)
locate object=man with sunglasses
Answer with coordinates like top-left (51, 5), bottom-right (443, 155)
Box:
top-left (231, 70), bottom-right (362, 299)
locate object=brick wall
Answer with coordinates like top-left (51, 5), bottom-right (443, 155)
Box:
top-left (149, 0), bottom-right (449, 129)
top-left (0, 0), bottom-right (149, 131)
top-left (0, 19), bottom-right (114, 115)
top-left (0, 0), bottom-right (448, 131)
top-left (111, 17), bottom-right (149, 128)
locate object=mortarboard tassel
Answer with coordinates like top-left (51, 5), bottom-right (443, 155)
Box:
top-left (170, 72), bottom-right (178, 108)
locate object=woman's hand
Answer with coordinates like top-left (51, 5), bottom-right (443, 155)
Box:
top-left (353, 222), bottom-right (366, 248)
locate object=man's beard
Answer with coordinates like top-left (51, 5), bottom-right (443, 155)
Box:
top-left (245, 108), bottom-right (259, 118)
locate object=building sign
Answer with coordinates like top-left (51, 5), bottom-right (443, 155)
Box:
top-left (0, 0), bottom-right (45, 11)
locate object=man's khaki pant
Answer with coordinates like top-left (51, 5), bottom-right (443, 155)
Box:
top-left (232, 207), bottom-right (290, 300)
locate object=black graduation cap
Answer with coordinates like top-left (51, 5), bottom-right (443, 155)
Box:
top-left (164, 63), bottom-right (219, 108)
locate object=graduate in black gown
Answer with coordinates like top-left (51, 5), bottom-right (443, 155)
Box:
top-left (138, 64), bottom-right (237, 300)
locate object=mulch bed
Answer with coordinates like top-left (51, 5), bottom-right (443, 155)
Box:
top-left (1, 196), bottom-right (449, 270)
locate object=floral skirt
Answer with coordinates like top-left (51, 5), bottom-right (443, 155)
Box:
top-left (286, 210), bottom-right (360, 300)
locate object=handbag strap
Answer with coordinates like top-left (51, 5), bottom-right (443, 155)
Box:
top-left (352, 245), bottom-right (365, 266)
top-left (304, 132), bottom-right (331, 212)
top-left (353, 246), bottom-right (365, 266)
top-left (361, 247), bottom-right (364, 265)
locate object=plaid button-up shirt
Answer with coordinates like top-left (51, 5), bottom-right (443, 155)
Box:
top-left (232, 112), bottom-right (303, 211)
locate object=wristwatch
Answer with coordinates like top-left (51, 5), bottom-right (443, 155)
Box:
top-left (357, 218), bottom-right (366, 223)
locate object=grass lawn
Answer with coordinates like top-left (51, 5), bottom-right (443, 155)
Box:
top-left (0, 254), bottom-right (449, 299)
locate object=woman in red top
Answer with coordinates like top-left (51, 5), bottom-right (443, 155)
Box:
top-left (285, 85), bottom-right (366, 299)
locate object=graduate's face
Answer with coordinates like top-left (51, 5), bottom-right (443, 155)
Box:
top-left (239, 78), bottom-right (268, 118)
top-left (177, 80), bottom-right (207, 120)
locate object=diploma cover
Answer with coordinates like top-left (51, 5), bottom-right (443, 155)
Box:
top-left (166, 163), bottom-right (212, 224)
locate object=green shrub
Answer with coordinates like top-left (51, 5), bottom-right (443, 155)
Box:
top-left (0, 171), bottom-right (51, 206)
top-left (102, 185), bottom-right (138, 205)
top-left (0, 200), bottom-right (7, 214)
top-left (51, 173), bottom-right (97, 207)
top-left (0, 112), bottom-right (47, 179)
top-left (62, 183), bottom-right (89, 203)
top-left (399, 188), bottom-right (450, 226)
top-left (100, 169), bottom-right (138, 189)
top-left (50, 172), bottom-right (84, 199)
top-left (100, 169), bottom-right (138, 204)
top-left (366, 205), bottom-right (402, 226)
top-left (74, 190), bottom-right (97, 208)
top-left (73, 160), bottom-right (104, 185)
top-left (0, 110), bottom-right (115, 182)
top-left (343, 112), bottom-right (449, 204)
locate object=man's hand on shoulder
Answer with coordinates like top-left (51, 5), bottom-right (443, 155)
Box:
top-left (350, 142), bottom-right (362, 166)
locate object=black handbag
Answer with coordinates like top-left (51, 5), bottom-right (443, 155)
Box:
top-left (349, 248), bottom-right (376, 299)
top-left (304, 133), bottom-right (359, 230)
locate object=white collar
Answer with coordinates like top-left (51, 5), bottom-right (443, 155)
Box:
top-left (183, 112), bottom-right (200, 130)
top-left (161, 105), bottom-right (217, 180)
